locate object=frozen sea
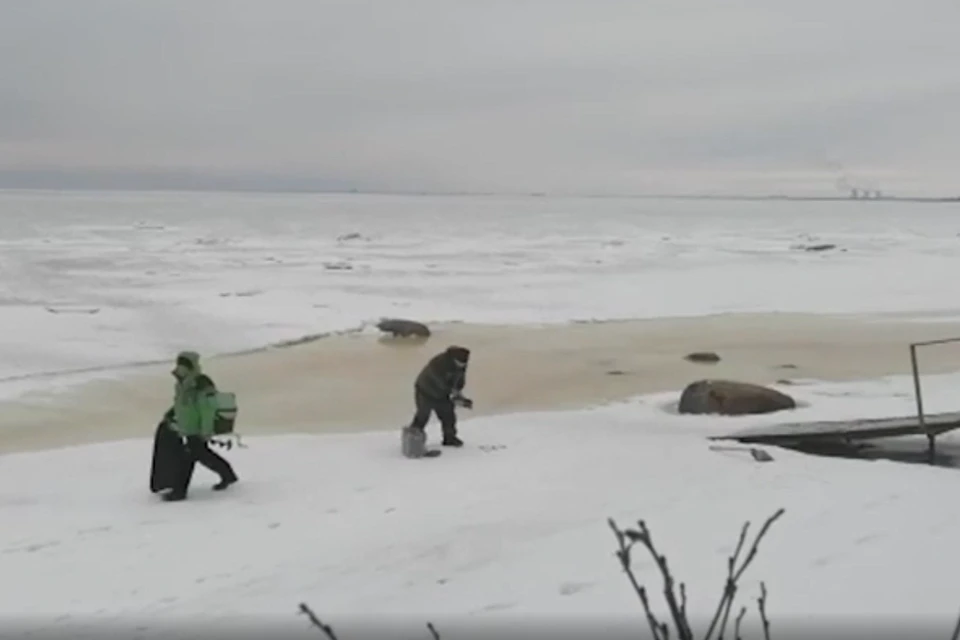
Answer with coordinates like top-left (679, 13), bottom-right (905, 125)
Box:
top-left (2, 188), bottom-right (959, 386)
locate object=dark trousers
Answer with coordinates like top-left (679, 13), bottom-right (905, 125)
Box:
top-left (173, 435), bottom-right (236, 495)
top-left (410, 389), bottom-right (458, 440)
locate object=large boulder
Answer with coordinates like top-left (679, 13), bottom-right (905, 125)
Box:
top-left (678, 379), bottom-right (796, 416)
top-left (376, 318), bottom-right (431, 338)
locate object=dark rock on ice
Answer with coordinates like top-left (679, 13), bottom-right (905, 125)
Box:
top-left (684, 351), bottom-right (721, 364)
top-left (376, 318), bottom-right (431, 338)
top-left (678, 379), bottom-right (796, 416)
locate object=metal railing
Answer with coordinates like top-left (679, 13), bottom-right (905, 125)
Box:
top-left (909, 336), bottom-right (960, 462)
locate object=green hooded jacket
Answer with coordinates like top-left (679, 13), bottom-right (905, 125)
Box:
top-left (171, 351), bottom-right (218, 438)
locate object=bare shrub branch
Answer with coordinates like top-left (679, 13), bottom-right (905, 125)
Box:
top-left (608, 517), bottom-right (668, 640)
top-left (636, 521), bottom-right (694, 640)
top-left (610, 508), bottom-right (784, 640)
top-left (703, 509), bottom-right (785, 640)
top-left (757, 582), bottom-right (771, 640)
top-left (949, 606), bottom-right (960, 640)
top-left (298, 602), bottom-right (339, 640)
top-left (734, 606), bottom-right (747, 640)
top-left (295, 506), bottom-right (960, 640)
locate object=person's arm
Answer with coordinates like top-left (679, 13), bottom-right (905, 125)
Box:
top-left (451, 368), bottom-right (472, 408)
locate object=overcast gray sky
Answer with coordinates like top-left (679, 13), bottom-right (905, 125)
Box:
top-left (1, 0), bottom-right (958, 195)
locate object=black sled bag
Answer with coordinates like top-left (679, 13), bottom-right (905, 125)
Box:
top-left (149, 419), bottom-right (187, 493)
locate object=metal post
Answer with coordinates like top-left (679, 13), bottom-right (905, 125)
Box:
top-left (910, 343), bottom-right (935, 464)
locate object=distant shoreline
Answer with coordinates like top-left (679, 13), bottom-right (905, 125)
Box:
top-left (0, 186), bottom-right (958, 202)
top-left (620, 194), bottom-right (960, 203)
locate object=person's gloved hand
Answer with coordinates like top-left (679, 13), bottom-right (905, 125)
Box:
top-left (454, 395), bottom-right (474, 409)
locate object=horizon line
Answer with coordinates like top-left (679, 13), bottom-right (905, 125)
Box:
top-left (1, 185), bottom-right (958, 203)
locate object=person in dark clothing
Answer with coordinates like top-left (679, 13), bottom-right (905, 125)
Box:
top-left (163, 351), bottom-right (238, 502)
top-left (409, 345), bottom-right (473, 447)
top-left (170, 434), bottom-right (237, 500)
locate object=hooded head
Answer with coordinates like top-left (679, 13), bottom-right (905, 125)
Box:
top-left (445, 345), bottom-right (470, 368)
top-left (172, 350), bottom-right (202, 381)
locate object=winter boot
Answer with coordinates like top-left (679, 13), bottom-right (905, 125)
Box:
top-left (163, 490), bottom-right (187, 502)
top-left (442, 436), bottom-right (464, 447)
top-left (213, 473), bottom-right (238, 491)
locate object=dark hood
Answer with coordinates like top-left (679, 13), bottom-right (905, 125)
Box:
top-left (173, 350), bottom-right (203, 380)
top-left (445, 346), bottom-right (470, 364)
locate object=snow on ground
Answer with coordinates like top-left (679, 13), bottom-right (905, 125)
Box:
top-left (3, 372), bottom-right (960, 638)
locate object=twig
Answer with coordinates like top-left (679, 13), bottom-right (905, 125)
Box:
top-left (950, 606), bottom-right (960, 640)
top-left (679, 583), bottom-right (688, 628)
top-left (734, 606), bottom-right (747, 640)
top-left (630, 521), bottom-right (695, 640)
top-left (298, 602), bottom-right (339, 640)
top-left (733, 511), bottom-right (785, 583)
top-left (427, 621), bottom-right (441, 640)
top-left (757, 582), bottom-right (771, 640)
top-left (702, 509), bottom-right (785, 640)
top-left (720, 522), bottom-right (753, 638)
top-left (608, 518), bottom-right (666, 640)
top-left (717, 580), bottom-right (739, 640)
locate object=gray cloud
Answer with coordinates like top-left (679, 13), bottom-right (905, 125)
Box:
top-left (1, 0), bottom-right (958, 194)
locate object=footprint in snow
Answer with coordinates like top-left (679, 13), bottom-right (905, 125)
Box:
top-left (854, 532), bottom-right (884, 545)
top-left (863, 494), bottom-right (901, 510)
top-left (811, 555), bottom-right (835, 567)
top-left (3, 540), bottom-right (61, 554)
top-left (930, 520), bottom-right (955, 534)
top-left (558, 581), bottom-right (593, 596)
top-left (77, 525), bottom-right (113, 536)
top-left (479, 602), bottom-right (517, 612)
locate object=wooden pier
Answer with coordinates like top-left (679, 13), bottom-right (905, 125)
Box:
top-left (711, 336), bottom-right (960, 464)
top-left (711, 411), bottom-right (960, 448)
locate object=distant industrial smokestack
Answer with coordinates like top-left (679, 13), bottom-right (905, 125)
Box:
top-left (829, 162), bottom-right (886, 199)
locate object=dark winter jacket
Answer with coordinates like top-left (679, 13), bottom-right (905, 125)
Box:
top-left (414, 346), bottom-right (469, 401)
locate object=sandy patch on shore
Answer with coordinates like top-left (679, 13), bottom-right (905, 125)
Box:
top-left (2, 312), bottom-right (960, 454)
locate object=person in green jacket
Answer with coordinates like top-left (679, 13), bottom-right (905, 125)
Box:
top-left (163, 350), bottom-right (238, 501)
